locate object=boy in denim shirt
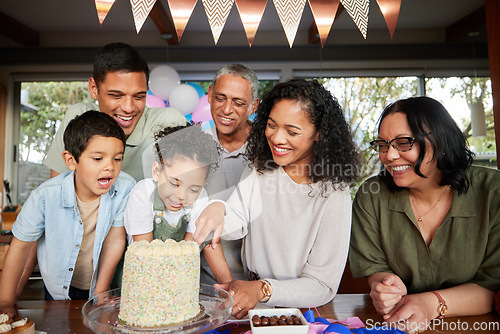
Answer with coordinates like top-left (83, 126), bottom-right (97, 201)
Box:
top-left (0, 110), bottom-right (135, 316)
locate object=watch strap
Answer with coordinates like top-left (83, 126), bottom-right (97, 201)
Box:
top-left (259, 280), bottom-right (272, 303)
top-left (430, 291), bottom-right (448, 319)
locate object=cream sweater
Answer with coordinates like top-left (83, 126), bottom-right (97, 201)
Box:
top-left (222, 167), bottom-right (352, 307)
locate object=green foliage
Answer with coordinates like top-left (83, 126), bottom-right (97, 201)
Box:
top-left (319, 77), bottom-right (419, 180)
top-left (20, 81), bottom-right (92, 162)
top-left (427, 77), bottom-right (495, 154)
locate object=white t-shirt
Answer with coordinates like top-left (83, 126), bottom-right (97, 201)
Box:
top-left (124, 178), bottom-right (209, 244)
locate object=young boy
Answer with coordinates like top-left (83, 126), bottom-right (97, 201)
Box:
top-left (0, 110), bottom-right (136, 316)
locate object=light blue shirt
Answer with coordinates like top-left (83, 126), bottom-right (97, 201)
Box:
top-left (12, 171), bottom-right (136, 300)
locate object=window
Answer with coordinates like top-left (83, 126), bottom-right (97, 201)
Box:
top-left (426, 77), bottom-right (495, 167)
top-left (18, 81), bottom-right (92, 204)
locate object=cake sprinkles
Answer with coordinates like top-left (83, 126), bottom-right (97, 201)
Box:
top-left (118, 239), bottom-right (200, 327)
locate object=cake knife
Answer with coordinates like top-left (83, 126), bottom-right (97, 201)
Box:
top-left (199, 230), bottom-right (214, 252)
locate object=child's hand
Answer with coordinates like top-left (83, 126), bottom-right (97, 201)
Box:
top-left (193, 202), bottom-right (225, 248)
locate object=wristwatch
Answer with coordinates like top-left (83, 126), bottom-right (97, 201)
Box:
top-left (259, 280), bottom-right (272, 303)
top-left (430, 291), bottom-right (448, 319)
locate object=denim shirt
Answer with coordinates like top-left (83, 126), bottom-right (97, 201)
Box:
top-left (12, 171), bottom-right (136, 300)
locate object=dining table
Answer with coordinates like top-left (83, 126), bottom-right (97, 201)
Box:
top-left (15, 294), bottom-right (500, 334)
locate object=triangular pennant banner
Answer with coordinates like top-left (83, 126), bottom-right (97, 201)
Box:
top-left (340, 0), bottom-right (369, 39)
top-left (235, 0), bottom-right (267, 47)
top-left (167, 0), bottom-right (198, 41)
top-left (202, 0), bottom-right (235, 44)
top-left (273, 0), bottom-right (306, 48)
top-left (308, 0), bottom-right (340, 47)
top-left (95, 0), bottom-right (116, 25)
top-left (376, 0), bottom-right (401, 38)
top-left (130, 0), bottom-right (158, 33)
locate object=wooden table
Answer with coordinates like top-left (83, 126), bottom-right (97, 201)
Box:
top-left (16, 294), bottom-right (500, 333)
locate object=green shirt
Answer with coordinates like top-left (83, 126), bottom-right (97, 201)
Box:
top-left (44, 102), bottom-right (187, 181)
top-left (350, 165), bottom-right (500, 293)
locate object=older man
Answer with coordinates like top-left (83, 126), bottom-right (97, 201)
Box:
top-left (201, 64), bottom-right (260, 284)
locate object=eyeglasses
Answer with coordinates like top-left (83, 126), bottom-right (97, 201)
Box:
top-left (370, 137), bottom-right (416, 153)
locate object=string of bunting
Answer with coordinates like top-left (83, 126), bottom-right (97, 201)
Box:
top-left (94, 0), bottom-right (401, 47)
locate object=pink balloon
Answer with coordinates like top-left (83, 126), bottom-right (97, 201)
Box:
top-left (146, 94), bottom-right (166, 108)
top-left (191, 95), bottom-right (212, 123)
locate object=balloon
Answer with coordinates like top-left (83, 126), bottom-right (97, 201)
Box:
top-left (146, 94), bottom-right (166, 108)
top-left (149, 65), bottom-right (180, 100)
top-left (192, 95), bottom-right (213, 123)
top-left (185, 82), bottom-right (205, 98)
top-left (201, 120), bottom-right (215, 131)
top-left (168, 84), bottom-right (200, 115)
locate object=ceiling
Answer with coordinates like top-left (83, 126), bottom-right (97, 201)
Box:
top-left (0, 0), bottom-right (489, 65)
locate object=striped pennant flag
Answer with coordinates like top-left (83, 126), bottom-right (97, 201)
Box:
top-left (202, 0), bottom-right (235, 44)
top-left (308, 0), bottom-right (340, 47)
top-left (273, 0), bottom-right (307, 48)
top-left (167, 0), bottom-right (198, 41)
top-left (235, 0), bottom-right (268, 47)
top-left (130, 0), bottom-right (158, 33)
top-left (376, 0), bottom-right (401, 38)
top-left (95, 0), bottom-right (116, 25)
top-left (340, 0), bottom-right (369, 39)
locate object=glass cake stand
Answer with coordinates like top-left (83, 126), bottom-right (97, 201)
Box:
top-left (82, 284), bottom-right (233, 333)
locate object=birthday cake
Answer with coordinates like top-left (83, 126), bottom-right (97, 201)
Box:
top-left (118, 239), bottom-right (200, 327)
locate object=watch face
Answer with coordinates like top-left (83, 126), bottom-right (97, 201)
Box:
top-left (263, 284), bottom-right (271, 296)
top-left (438, 303), bottom-right (448, 317)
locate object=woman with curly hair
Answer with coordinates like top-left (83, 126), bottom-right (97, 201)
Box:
top-left (195, 79), bottom-right (361, 317)
top-left (350, 97), bottom-right (500, 333)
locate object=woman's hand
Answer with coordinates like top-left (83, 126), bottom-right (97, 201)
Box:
top-left (193, 202), bottom-right (225, 248)
top-left (383, 292), bottom-right (438, 334)
top-left (215, 280), bottom-right (263, 319)
top-left (369, 273), bottom-right (407, 315)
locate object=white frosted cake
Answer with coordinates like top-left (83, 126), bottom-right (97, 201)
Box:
top-left (118, 239), bottom-right (200, 327)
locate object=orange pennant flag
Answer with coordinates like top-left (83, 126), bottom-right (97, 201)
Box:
top-left (130, 0), bottom-right (158, 33)
top-left (95, 0), bottom-right (116, 25)
top-left (273, 0), bottom-right (307, 48)
top-left (202, 0), bottom-right (235, 44)
top-left (167, 0), bottom-right (198, 41)
top-left (235, 0), bottom-right (268, 47)
top-left (308, 0), bottom-right (340, 47)
top-left (376, 0), bottom-right (401, 38)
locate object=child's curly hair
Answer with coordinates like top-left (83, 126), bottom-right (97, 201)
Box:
top-left (246, 79), bottom-right (361, 193)
top-left (153, 122), bottom-right (220, 178)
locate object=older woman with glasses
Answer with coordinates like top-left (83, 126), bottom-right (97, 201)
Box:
top-left (349, 96), bottom-right (500, 334)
